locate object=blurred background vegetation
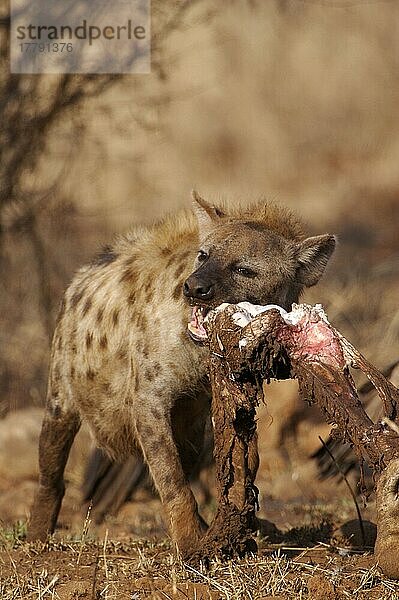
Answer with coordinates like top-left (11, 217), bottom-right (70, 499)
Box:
top-left (1, 0), bottom-right (398, 427)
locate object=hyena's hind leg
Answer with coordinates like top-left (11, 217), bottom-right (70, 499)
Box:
top-left (28, 399), bottom-right (81, 541)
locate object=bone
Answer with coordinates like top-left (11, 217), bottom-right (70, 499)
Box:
top-left (196, 302), bottom-right (399, 577)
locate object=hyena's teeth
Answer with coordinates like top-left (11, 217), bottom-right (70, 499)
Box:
top-left (198, 306), bottom-right (210, 320)
top-left (187, 306), bottom-right (208, 342)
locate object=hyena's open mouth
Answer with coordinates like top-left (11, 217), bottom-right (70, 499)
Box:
top-left (187, 306), bottom-right (211, 342)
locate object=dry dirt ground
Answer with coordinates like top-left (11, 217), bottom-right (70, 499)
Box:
top-left (0, 489), bottom-right (397, 600)
top-left (1, 400), bottom-right (399, 599)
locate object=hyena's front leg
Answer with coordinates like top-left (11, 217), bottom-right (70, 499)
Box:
top-left (135, 406), bottom-right (205, 557)
top-left (28, 399), bottom-right (81, 541)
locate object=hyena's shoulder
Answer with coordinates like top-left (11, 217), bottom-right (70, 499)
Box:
top-left (64, 208), bottom-right (199, 310)
top-left (113, 208), bottom-right (199, 267)
top-left (54, 209), bottom-right (200, 360)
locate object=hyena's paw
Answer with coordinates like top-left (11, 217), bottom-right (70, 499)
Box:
top-left (181, 532), bottom-right (257, 566)
top-left (27, 484), bottom-right (64, 542)
top-left (199, 514), bottom-right (209, 534)
top-left (27, 509), bottom-right (52, 542)
top-left (173, 518), bottom-right (208, 561)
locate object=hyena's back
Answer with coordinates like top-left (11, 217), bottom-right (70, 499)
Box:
top-left (50, 210), bottom-right (205, 459)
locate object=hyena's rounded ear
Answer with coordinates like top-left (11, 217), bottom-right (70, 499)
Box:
top-left (295, 234), bottom-right (336, 287)
top-left (191, 190), bottom-right (225, 237)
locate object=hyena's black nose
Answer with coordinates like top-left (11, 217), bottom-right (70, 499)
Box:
top-left (183, 275), bottom-right (215, 300)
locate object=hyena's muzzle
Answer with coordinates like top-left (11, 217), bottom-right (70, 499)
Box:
top-left (183, 265), bottom-right (217, 343)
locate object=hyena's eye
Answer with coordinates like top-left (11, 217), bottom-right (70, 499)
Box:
top-left (232, 265), bottom-right (257, 278)
top-left (197, 250), bottom-right (208, 262)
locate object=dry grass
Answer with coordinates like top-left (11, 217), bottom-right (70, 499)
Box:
top-left (0, 505), bottom-right (398, 599)
top-left (1, 531), bottom-right (399, 600)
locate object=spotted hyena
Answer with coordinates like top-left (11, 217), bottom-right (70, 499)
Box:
top-left (28, 191), bottom-right (335, 557)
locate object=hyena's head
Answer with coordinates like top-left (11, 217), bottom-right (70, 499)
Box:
top-left (184, 191), bottom-right (336, 342)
